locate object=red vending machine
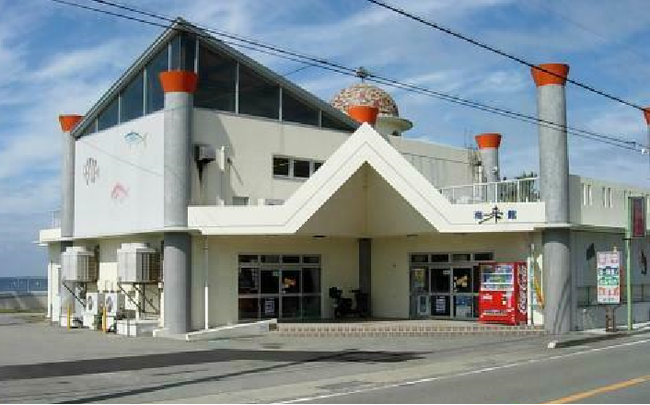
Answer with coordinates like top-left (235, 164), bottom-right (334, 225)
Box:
top-left (478, 262), bottom-right (527, 325)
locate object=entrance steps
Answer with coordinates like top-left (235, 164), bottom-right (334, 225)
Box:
top-left (276, 320), bottom-right (545, 337)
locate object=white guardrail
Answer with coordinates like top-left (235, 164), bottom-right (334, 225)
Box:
top-left (439, 177), bottom-right (540, 204)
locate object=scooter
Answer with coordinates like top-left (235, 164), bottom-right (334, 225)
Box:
top-left (329, 287), bottom-right (369, 318)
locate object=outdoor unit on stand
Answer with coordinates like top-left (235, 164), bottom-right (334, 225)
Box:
top-left (478, 262), bottom-right (527, 326)
top-left (60, 246), bottom-right (98, 327)
top-left (116, 243), bottom-right (162, 321)
top-left (83, 292), bottom-right (104, 329)
top-left (104, 292), bottom-right (125, 326)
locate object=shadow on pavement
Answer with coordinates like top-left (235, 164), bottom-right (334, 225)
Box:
top-left (14, 349), bottom-right (422, 403)
top-left (0, 348), bottom-right (422, 382)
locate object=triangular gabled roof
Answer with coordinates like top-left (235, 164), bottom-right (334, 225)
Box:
top-left (71, 18), bottom-right (358, 137)
top-left (189, 124), bottom-right (546, 235)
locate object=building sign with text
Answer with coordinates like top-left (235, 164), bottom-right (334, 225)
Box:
top-left (597, 251), bottom-right (621, 305)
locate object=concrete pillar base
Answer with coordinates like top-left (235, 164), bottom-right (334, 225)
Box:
top-left (543, 228), bottom-right (571, 334)
top-left (163, 232), bottom-right (191, 334)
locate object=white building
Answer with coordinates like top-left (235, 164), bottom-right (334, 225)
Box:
top-left (40, 19), bottom-right (650, 336)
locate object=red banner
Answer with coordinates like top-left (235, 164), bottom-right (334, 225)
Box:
top-left (631, 197), bottom-right (646, 238)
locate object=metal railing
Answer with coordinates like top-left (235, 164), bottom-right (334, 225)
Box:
top-left (577, 284), bottom-right (650, 307)
top-left (439, 177), bottom-right (540, 204)
top-left (51, 210), bottom-right (61, 228)
top-left (0, 277), bottom-right (48, 293)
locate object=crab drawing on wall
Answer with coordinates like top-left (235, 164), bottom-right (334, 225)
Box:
top-left (110, 183), bottom-right (129, 203)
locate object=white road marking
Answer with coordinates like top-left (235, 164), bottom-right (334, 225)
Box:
top-left (280, 338), bottom-right (650, 404)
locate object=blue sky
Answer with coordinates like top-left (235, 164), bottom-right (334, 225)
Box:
top-left (1, 0), bottom-right (649, 276)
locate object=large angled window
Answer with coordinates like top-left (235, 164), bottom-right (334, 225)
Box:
top-left (146, 46), bottom-right (168, 114)
top-left (282, 91), bottom-right (319, 126)
top-left (120, 72), bottom-right (144, 123)
top-left (170, 32), bottom-right (196, 71)
top-left (238, 64), bottom-right (279, 119)
top-left (97, 98), bottom-right (118, 131)
top-left (195, 43), bottom-right (237, 111)
top-left (321, 113), bottom-right (354, 131)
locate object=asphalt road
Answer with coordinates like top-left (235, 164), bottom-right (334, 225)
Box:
top-left (1, 314), bottom-right (649, 403)
top-left (301, 337), bottom-right (650, 404)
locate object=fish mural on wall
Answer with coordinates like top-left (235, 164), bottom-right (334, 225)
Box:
top-left (124, 131), bottom-right (147, 148)
top-left (83, 157), bottom-right (100, 185)
top-left (110, 183), bottom-right (129, 203)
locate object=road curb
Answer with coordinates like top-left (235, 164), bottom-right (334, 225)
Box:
top-left (548, 328), bottom-right (650, 349)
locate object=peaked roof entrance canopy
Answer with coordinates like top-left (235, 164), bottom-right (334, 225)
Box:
top-left (189, 124), bottom-right (546, 236)
top-left (71, 18), bottom-right (358, 138)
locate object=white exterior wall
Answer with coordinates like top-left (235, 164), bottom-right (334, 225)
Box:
top-left (47, 243), bottom-right (62, 321)
top-left (389, 136), bottom-right (475, 189)
top-left (571, 230), bottom-right (650, 330)
top-left (192, 110), bottom-right (351, 205)
top-left (372, 233), bottom-right (538, 319)
top-left (74, 113), bottom-right (165, 237)
top-left (190, 235), bottom-right (358, 328)
top-left (192, 109), bottom-right (476, 206)
top-left (570, 174), bottom-right (650, 229)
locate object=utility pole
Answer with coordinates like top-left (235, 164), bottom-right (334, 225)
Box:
top-left (626, 196), bottom-right (632, 331)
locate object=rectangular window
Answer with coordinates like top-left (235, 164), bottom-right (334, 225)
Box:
top-left (587, 184), bottom-right (593, 206)
top-left (313, 161), bottom-right (323, 172)
top-left (260, 270), bottom-right (280, 294)
top-left (473, 252), bottom-right (494, 262)
top-left (411, 254), bottom-right (429, 264)
top-left (261, 255), bottom-right (280, 264)
top-left (282, 255), bottom-right (300, 264)
top-left (238, 268), bottom-right (259, 294)
top-left (195, 43), bottom-right (237, 111)
top-left (146, 46), bottom-right (169, 114)
top-left (292, 159), bottom-right (310, 178)
top-left (302, 255), bottom-right (320, 264)
top-left (97, 97), bottom-right (119, 131)
top-left (239, 254), bottom-right (258, 264)
top-left (273, 157), bottom-right (290, 177)
top-left (431, 254), bottom-right (449, 263)
top-left (238, 65), bottom-right (279, 119)
top-left (452, 253), bottom-right (472, 262)
top-left (232, 196), bottom-right (249, 206)
top-left (120, 72), bottom-right (144, 123)
top-left (607, 188), bottom-right (613, 208)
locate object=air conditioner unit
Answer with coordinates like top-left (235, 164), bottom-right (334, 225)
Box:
top-left (117, 243), bottom-right (161, 283)
top-left (104, 292), bottom-right (125, 317)
top-left (85, 292), bottom-right (105, 315)
top-left (61, 246), bottom-right (98, 282)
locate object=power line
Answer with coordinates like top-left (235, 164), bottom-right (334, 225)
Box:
top-left (45, 0), bottom-right (646, 152)
top-left (362, 0), bottom-right (646, 112)
top-left (522, 1), bottom-right (650, 66)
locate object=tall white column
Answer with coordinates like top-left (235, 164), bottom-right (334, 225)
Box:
top-left (160, 70), bottom-right (197, 335)
top-left (531, 63), bottom-right (572, 334)
top-left (58, 115), bottom-right (82, 238)
top-left (475, 133), bottom-right (502, 183)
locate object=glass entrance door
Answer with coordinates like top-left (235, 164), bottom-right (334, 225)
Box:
top-left (430, 268), bottom-right (451, 317)
top-left (410, 267), bottom-right (429, 317)
top-left (238, 254), bottom-right (322, 321)
top-left (452, 267), bottom-right (473, 319)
